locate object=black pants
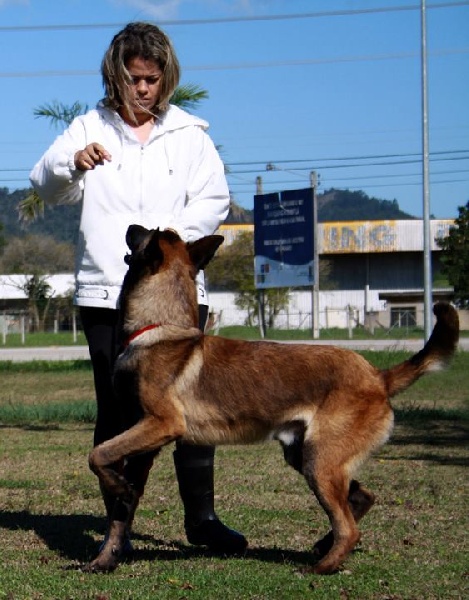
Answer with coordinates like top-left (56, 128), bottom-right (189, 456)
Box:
top-left (80, 305), bottom-right (209, 447)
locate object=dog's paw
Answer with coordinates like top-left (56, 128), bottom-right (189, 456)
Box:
top-left (312, 531), bottom-right (334, 558)
top-left (83, 543), bottom-right (127, 573)
top-left (82, 559), bottom-right (117, 573)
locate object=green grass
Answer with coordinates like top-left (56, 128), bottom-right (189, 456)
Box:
top-left (1, 331), bottom-right (87, 347)
top-left (215, 325), bottom-right (428, 341)
top-left (0, 359), bottom-right (95, 425)
top-left (216, 325), bottom-right (469, 341)
top-left (0, 400), bottom-right (96, 424)
top-left (0, 359), bottom-right (91, 372)
top-left (2, 327), bottom-right (468, 347)
top-left (0, 353), bottom-right (468, 599)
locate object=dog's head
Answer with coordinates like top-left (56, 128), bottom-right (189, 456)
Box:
top-left (119, 226), bottom-right (224, 329)
top-left (124, 225), bottom-right (224, 277)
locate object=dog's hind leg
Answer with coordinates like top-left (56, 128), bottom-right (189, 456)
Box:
top-left (348, 479), bottom-right (375, 523)
top-left (303, 451), bottom-right (361, 574)
top-left (278, 421), bottom-right (306, 474)
top-left (312, 479), bottom-right (375, 559)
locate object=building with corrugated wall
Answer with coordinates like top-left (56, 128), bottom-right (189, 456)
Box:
top-left (0, 221), bottom-right (458, 332)
top-left (318, 219), bottom-right (452, 292)
top-left (216, 219), bottom-right (455, 329)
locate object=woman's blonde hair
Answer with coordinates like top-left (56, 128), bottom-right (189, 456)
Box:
top-left (101, 22), bottom-right (180, 121)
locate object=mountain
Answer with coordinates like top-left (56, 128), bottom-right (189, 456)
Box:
top-left (225, 188), bottom-right (415, 224)
top-left (317, 189), bottom-right (414, 221)
top-left (0, 186), bottom-right (415, 246)
top-left (0, 187), bottom-right (81, 245)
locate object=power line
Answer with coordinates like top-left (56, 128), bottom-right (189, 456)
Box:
top-left (265, 179), bottom-right (469, 192)
top-left (1, 149), bottom-right (467, 174)
top-left (185, 48), bottom-right (469, 72)
top-left (225, 155), bottom-right (469, 176)
top-left (227, 168), bottom-right (469, 185)
top-left (3, 175), bottom-right (468, 188)
top-left (225, 149), bottom-right (469, 167)
top-left (4, 156), bottom-right (468, 191)
top-left (1, 47), bottom-right (468, 79)
top-left (1, 2), bottom-right (468, 32)
top-left (2, 149), bottom-right (467, 175)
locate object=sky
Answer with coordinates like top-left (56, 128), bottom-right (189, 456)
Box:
top-left (1, 0), bottom-right (468, 219)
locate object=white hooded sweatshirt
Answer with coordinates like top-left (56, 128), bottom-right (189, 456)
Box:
top-left (30, 103), bottom-right (229, 309)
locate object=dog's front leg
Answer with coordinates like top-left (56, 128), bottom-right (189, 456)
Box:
top-left (86, 415), bottom-right (185, 572)
top-left (86, 493), bottom-right (139, 572)
top-left (88, 415), bottom-right (182, 499)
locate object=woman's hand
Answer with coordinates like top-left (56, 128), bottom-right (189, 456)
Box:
top-left (74, 143), bottom-right (112, 171)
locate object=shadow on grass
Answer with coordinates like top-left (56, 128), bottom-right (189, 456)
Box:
top-left (387, 416), bottom-right (469, 466)
top-left (0, 423), bottom-right (94, 432)
top-left (0, 510), bottom-right (105, 562)
top-left (127, 539), bottom-right (315, 569)
top-left (0, 509), bottom-right (317, 570)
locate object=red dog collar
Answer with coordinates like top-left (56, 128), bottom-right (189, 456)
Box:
top-left (124, 323), bottom-right (162, 347)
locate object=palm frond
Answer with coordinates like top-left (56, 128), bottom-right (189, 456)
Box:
top-left (17, 191), bottom-right (44, 224)
top-left (170, 83), bottom-right (209, 111)
top-left (34, 101), bottom-right (88, 128)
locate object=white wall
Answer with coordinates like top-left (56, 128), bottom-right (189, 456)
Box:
top-left (208, 289), bottom-right (386, 329)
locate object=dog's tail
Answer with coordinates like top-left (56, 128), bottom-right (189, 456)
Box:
top-left (382, 302), bottom-right (459, 398)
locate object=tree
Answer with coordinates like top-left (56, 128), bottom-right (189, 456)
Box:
top-left (206, 230), bottom-right (337, 328)
top-left (206, 231), bottom-right (290, 328)
top-left (0, 235), bottom-right (74, 274)
top-left (170, 83), bottom-right (208, 111)
top-left (34, 100), bottom-right (89, 128)
top-left (18, 102), bottom-right (90, 225)
top-left (436, 201), bottom-right (469, 307)
top-left (0, 221), bottom-right (5, 254)
top-left (0, 235), bottom-right (75, 332)
top-left (23, 274), bottom-right (53, 332)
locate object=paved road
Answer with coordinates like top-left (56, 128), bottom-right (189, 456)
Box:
top-left (0, 345), bottom-right (91, 362)
top-left (1, 337), bottom-right (468, 362)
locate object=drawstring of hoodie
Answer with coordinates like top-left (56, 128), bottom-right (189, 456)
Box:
top-left (164, 134), bottom-right (173, 175)
top-left (101, 104), bottom-right (174, 176)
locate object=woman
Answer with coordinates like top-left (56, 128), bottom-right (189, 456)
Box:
top-left (30, 21), bottom-right (247, 555)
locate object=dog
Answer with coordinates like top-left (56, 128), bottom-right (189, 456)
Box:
top-left (87, 225), bottom-right (459, 574)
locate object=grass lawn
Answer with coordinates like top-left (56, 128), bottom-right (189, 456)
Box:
top-left (0, 351), bottom-right (468, 599)
top-left (2, 325), bottom-right (469, 348)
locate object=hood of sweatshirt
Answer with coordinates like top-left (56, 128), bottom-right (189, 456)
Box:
top-left (95, 102), bottom-right (210, 176)
top-left (96, 101), bottom-right (209, 137)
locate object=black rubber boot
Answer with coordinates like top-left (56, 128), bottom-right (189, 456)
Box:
top-left (173, 444), bottom-right (248, 554)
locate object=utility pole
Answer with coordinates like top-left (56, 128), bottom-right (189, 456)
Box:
top-left (311, 171), bottom-right (320, 339)
top-left (421, 0), bottom-right (433, 341)
top-left (256, 176), bottom-right (263, 195)
top-left (255, 175), bottom-right (266, 338)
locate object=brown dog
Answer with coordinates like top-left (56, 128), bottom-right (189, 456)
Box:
top-left (87, 226), bottom-right (459, 574)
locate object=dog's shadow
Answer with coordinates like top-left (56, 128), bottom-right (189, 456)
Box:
top-left (0, 509), bottom-right (316, 569)
top-left (134, 540), bottom-right (315, 570)
top-left (0, 510), bottom-right (106, 563)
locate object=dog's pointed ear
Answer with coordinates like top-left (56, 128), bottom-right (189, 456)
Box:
top-left (145, 229), bottom-right (164, 270)
top-left (187, 235), bottom-right (224, 271)
top-left (126, 224), bottom-right (151, 252)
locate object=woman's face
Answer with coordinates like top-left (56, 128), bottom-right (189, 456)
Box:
top-left (123, 56), bottom-right (163, 122)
